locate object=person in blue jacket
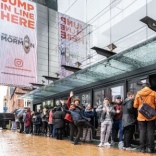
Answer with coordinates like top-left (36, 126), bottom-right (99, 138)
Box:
top-left (62, 102), bottom-right (95, 145)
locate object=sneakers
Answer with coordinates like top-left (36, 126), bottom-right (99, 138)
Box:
top-left (104, 142), bottom-right (111, 146)
top-left (126, 147), bottom-right (136, 151)
top-left (98, 143), bottom-right (103, 147)
top-left (111, 140), bottom-right (115, 145)
top-left (118, 141), bottom-right (124, 149)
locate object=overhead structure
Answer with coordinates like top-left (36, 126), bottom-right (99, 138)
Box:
top-left (91, 47), bottom-right (116, 58)
top-left (140, 16), bottom-right (156, 32)
top-left (42, 76), bottom-right (60, 81)
top-left (30, 83), bottom-right (45, 87)
top-left (61, 65), bottom-right (82, 72)
top-left (20, 37), bottom-right (156, 102)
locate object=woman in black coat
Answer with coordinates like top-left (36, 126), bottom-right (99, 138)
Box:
top-left (52, 107), bottom-right (65, 140)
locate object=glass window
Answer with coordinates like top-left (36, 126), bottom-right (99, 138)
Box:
top-left (81, 93), bottom-right (91, 107)
top-left (109, 85), bottom-right (124, 102)
top-left (129, 79), bottom-right (147, 95)
top-left (94, 89), bottom-right (106, 106)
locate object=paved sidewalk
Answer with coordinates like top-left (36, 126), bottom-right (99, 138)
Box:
top-left (0, 130), bottom-right (152, 156)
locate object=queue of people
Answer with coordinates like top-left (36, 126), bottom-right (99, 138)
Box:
top-left (15, 83), bottom-right (156, 153)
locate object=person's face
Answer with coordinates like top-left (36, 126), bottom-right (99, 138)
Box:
top-left (75, 101), bottom-right (79, 106)
top-left (116, 98), bottom-right (121, 103)
top-left (104, 100), bottom-right (109, 106)
top-left (43, 108), bottom-right (47, 112)
top-left (37, 109), bottom-right (40, 113)
top-left (70, 105), bottom-right (75, 110)
top-left (87, 104), bottom-right (92, 110)
top-left (129, 95), bottom-right (134, 99)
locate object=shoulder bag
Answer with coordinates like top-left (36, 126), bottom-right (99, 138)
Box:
top-left (139, 95), bottom-right (156, 119)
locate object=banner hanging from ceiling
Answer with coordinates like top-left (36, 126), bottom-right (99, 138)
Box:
top-left (58, 13), bottom-right (92, 78)
top-left (0, 0), bottom-right (37, 87)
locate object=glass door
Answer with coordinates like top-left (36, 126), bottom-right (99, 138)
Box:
top-left (108, 85), bottom-right (124, 103)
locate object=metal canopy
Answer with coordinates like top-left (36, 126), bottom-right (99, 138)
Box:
top-left (91, 46), bottom-right (116, 58)
top-left (42, 76), bottom-right (60, 81)
top-left (61, 65), bottom-right (82, 72)
top-left (20, 37), bottom-right (156, 101)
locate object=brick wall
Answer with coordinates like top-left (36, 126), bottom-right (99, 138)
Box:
top-left (10, 88), bottom-right (28, 112)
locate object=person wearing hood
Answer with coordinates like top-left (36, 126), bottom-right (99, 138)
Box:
top-left (111, 95), bottom-right (124, 148)
top-left (52, 107), bottom-right (65, 140)
top-left (134, 83), bottom-right (156, 153)
top-left (25, 108), bottom-right (31, 134)
top-left (122, 92), bottom-right (137, 151)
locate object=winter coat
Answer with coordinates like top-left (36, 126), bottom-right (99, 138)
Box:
top-left (134, 87), bottom-right (156, 121)
top-left (64, 97), bottom-right (73, 122)
top-left (33, 112), bottom-right (41, 125)
top-left (52, 107), bottom-right (65, 128)
top-left (48, 110), bottom-right (53, 124)
top-left (122, 98), bottom-right (137, 127)
top-left (113, 102), bottom-right (123, 120)
top-left (99, 105), bottom-right (116, 123)
top-left (84, 108), bottom-right (96, 126)
top-left (25, 108), bottom-right (31, 127)
top-left (63, 106), bottom-right (89, 122)
top-left (41, 112), bottom-right (49, 122)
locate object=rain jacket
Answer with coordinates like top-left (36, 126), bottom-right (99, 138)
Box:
top-left (25, 108), bottom-right (31, 127)
top-left (134, 87), bottom-right (156, 121)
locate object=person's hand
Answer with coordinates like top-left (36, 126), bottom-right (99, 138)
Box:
top-left (107, 109), bottom-right (110, 113)
top-left (116, 110), bottom-right (120, 113)
top-left (88, 118), bottom-right (91, 121)
top-left (70, 91), bottom-right (74, 97)
top-left (60, 100), bottom-right (64, 105)
top-left (103, 108), bottom-right (106, 112)
top-left (94, 105), bottom-right (97, 108)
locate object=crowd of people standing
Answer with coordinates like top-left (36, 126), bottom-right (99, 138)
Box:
top-left (13, 83), bottom-right (156, 154)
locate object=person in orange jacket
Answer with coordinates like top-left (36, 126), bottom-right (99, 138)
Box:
top-left (134, 83), bottom-right (156, 153)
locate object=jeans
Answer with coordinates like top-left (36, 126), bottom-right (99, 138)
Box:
top-left (112, 120), bottom-right (124, 142)
top-left (100, 121), bottom-right (112, 143)
top-left (124, 125), bottom-right (135, 147)
top-left (74, 120), bottom-right (94, 142)
top-left (69, 122), bottom-right (77, 141)
top-left (53, 125), bottom-right (56, 138)
top-left (139, 120), bottom-right (155, 150)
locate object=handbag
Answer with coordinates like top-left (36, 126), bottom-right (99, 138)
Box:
top-left (139, 95), bottom-right (156, 119)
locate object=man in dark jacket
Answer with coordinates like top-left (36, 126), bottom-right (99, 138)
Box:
top-left (111, 95), bottom-right (124, 148)
top-left (122, 92), bottom-right (137, 151)
top-left (33, 110), bottom-right (41, 135)
top-left (52, 107), bottom-right (65, 140)
top-left (62, 103), bottom-right (94, 145)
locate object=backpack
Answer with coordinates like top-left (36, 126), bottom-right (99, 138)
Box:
top-left (23, 113), bottom-right (27, 123)
top-left (32, 115), bottom-right (38, 123)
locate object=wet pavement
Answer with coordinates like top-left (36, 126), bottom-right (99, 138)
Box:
top-left (0, 130), bottom-right (152, 156)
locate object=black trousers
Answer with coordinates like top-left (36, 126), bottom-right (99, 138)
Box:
top-left (69, 122), bottom-right (78, 141)
top-left (124, 125), bottom-right (135, 148)
top-left (42, 121), bottom-right (48, 134)
top-left (56, 128), bottom-right (63, 140)
top-left (139, 120), bottom-right (155, 150)
top-left (25, 125), bottom-right (31, 134)
top-left (33, 124), bottom-right (40, 134)
top-left (48, 124), bottom-right (53, 134)
top-left (74, 120), bottom-right (94, 142)
top-left (19, 122), bottom-right (24, 133)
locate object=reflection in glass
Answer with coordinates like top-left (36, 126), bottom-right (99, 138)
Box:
top-left (129, 79), bottom-right (147, 95)
top-left (109, 86), bottom-right (124, 102)
top-left (94, 90), bottom-right (106, 106)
